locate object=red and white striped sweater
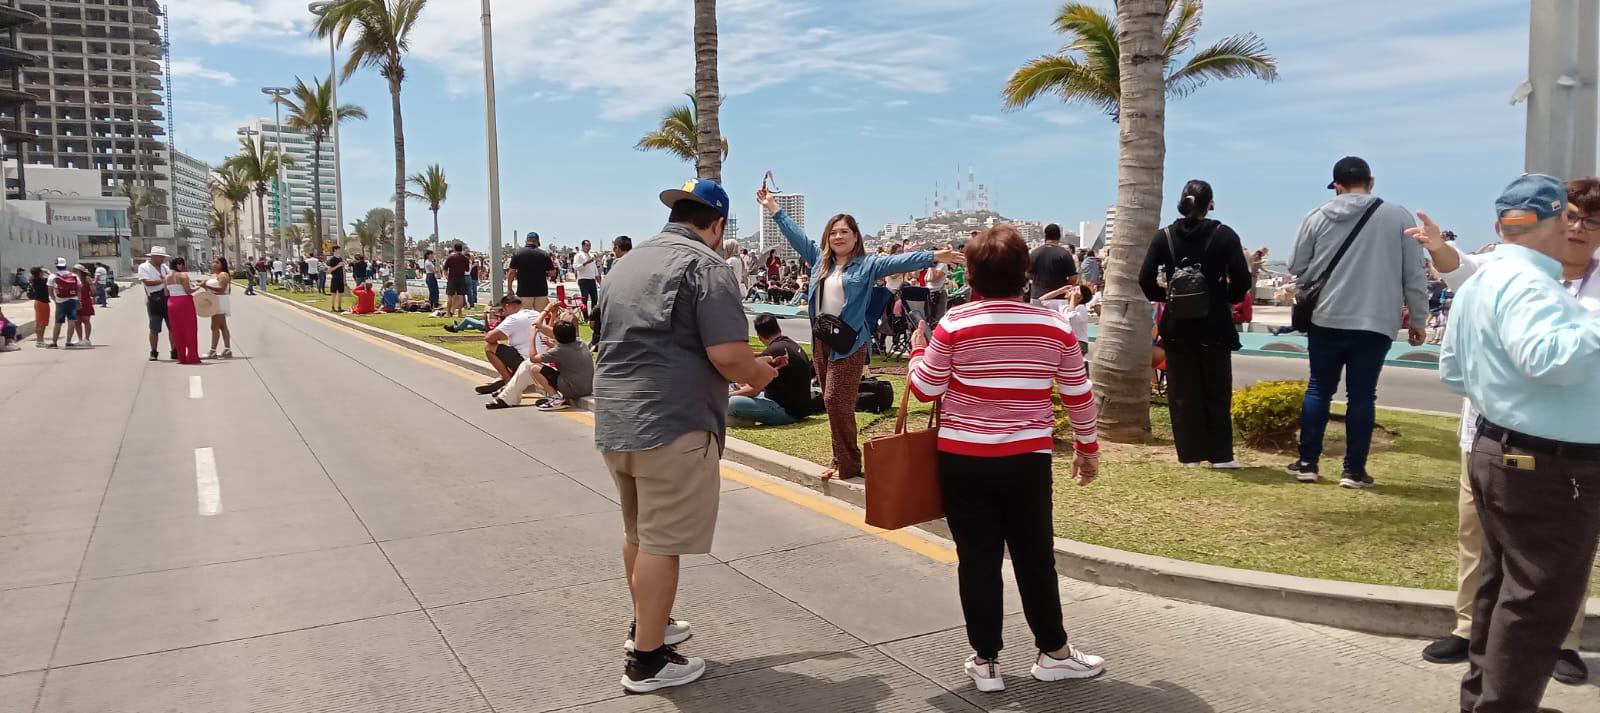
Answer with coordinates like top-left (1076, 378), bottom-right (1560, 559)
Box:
top-left (908, 299), bottom-right (1099, 458)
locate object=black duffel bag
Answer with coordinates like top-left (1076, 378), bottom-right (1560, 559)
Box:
top-left (856, 376), bottom-right (894, 413)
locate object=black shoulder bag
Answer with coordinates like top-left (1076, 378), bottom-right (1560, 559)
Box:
top-left (812, 264), bottom-right (860, 355)
top-left (1292, 199), bottom-right (1383, 333)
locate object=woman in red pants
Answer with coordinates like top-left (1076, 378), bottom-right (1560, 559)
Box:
top-left (164, 257), bottom-right (202, 364)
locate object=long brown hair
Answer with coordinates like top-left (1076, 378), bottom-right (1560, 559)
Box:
top-left (819, 213), bottom-right (866, 272)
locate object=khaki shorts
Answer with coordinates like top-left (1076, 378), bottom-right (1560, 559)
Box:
top-left (520, 295), bottom-right (550, 312)
top-left (604, 431), bottom-right (722, 556)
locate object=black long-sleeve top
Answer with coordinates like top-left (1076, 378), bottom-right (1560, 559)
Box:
top-left (1139, 218), bottom-right (1253, 350)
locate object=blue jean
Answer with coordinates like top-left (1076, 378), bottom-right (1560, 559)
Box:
top-left (466, 277), bottom-right (478, 307)
top-left (425, 275), bottom-right (439, 307)
top-left (1298, 325), bottom-right (1391, 473)
top-left (94, 282), bottom-right (106, 306)
top-left (728, 395), bottom-right (798, 425)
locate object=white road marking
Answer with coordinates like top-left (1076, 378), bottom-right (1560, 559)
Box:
top-left (194, 447), bottom-right (222, 516)
top-left (189, 375), bottom-right (203, 399)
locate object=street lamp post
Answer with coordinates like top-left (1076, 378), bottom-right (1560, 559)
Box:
top-left (1522, 0), bottom-right (1599, 179)
top-left (481, 0), bottom-right (505, 302)
top-left (236, 127), bottom-right (261, 263)
top-left (261, 86), bottom-right (292, 257)
top-left (309, 2), bottom-right (344, 258)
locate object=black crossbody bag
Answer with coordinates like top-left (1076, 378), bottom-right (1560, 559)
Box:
top-left (1292, 199), bottom-right (1383, 333)
top-left (813, 266), bottom-right (859, 355)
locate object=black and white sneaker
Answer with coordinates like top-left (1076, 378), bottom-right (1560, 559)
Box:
top-left (474, 379), bottom-right (505, 395)
top-left (1286, 460), bottom-right (1319, 483)
top-left (621, 645), bottom-right (705, 693)
top-left (1339, 471), bottom-right (1375, 489)
top-left (624, 618), bottom-right (693, 652)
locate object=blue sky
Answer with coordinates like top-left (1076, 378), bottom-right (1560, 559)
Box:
top-left (166, 0), bottom-right (1540, 255)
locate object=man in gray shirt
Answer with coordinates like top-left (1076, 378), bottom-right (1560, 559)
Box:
top-left (1285, 157), bottom-right (1429, 489)
top-left (591, 178), bottom-right (777, 694)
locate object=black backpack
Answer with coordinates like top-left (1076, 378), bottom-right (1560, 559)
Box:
top-left (856, 376), bottom-right (895, 413)
top-left (1163, 224), bottom-right (1215, 321)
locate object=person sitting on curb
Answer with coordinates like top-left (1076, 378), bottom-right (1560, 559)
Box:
top-left (487, 309), bottom-right (594, 411)
top-left (728, 314), bottom-right (814, 426)
top-left (475, 296), bottom-right (539, 395)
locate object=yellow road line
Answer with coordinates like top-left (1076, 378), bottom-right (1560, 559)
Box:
top-left (270, 296), bottom-right (955, 564)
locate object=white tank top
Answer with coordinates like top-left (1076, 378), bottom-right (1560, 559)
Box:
top-left (166, 281), bottom-right (188, 296)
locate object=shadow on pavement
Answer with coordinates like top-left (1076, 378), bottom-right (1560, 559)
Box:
top-left (645, 651), bottom-right (979, 712)
top-left (952, 677), bottom-right (1216, 712)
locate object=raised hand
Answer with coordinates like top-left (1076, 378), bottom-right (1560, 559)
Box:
top-left (1405, 210), bottom-right (1446, 250)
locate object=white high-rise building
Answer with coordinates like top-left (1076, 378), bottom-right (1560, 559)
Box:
top-left (237, 118), bottom-right (338, 241)
top-left (168, 149), bottom-right (210, 240)
top-left (759, 192), bottom-right (805, 263)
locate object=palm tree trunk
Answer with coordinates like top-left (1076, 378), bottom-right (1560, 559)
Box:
top-left (312, 135), bottom-right (325, 257)
top-left (432, 208), bottom-right (440, 252)
top-left (232, 209), bottom-right (242, 265)
top-left (1089, 0), bottom-right (1168, 442)
top-left (692, 0), bottom-right (722, 183)
top-left (388, 75), bottom-right (408, 276)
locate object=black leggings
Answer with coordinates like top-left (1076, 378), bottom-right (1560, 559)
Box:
top-left (1163, 343), bottom-right (1234, 464)
top-left (937, 451), bottom-right (1068, 660)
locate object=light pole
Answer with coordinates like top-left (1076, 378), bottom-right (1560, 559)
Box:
top-left (481, 0), bottom-right (505, 302)
top-left (1521, 0), bottom-right (1599, 179)
top-left (309, 1), bottom-right (344, 258)
top-left (261, 86), bottom-right (292, 257)
top-left (236, 127), bottom-right (261, 262)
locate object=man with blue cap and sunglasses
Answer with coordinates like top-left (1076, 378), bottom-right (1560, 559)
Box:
top-left (590, 177), bottom-right (778, 694)
top-left (1441, 173), bottom-right (1600, 713)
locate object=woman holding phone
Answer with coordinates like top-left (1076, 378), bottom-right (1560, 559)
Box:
top-left (758, 183), bottom-right (964, 479)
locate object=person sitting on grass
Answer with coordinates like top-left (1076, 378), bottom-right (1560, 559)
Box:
top-left (380, 281), bottom-right (400, 313)
top-left (444, 297), bottom-right (521, 334)
top-left (728, 314), bottom-right (814, 425)
top-left (351, 281), bottom-right (377, 315)
top-left (487, 309), bottom-right (594, 411)
top-left (475, 295), bottom-right (539, 396)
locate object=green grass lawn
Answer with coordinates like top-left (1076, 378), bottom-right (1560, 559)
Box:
top-left (266, 285), bottom-right (1593, 593)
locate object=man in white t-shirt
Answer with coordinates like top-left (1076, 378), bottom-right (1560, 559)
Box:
top-left (1409, 188), bottom-right (1600, 685)
top-left (574, 240), bottom-right (600, 314)
top-left (474, 296), bottom-right (537, 394)
top-left (137, 246), bottom-right (173, 361)
top-left (305, 255), bottom-right (323, 294)
top-left (272, 258), bottom-right (285, 284)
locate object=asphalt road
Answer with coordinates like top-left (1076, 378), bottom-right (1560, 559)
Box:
top-left (4, 292), bottom-right (1589, 713)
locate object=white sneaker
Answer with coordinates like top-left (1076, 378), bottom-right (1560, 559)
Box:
top-left (1031, 646), bottom-right (1105, 681)
top-left (1210, 460), bottom-right (1244, 469)
top-left (0, 343), bottom-right (18, 352)
top-left (205, 350), bottom-right (218, 360)
top-left (964, 654), bottom-right (1005, 692)
top-left (621, 646), bottom-right (705, 693)
top-left (624, 618), bottom-right (692, 652)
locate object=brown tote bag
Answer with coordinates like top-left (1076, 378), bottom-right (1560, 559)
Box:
top-left (863, 388), bottom-right (944, 530)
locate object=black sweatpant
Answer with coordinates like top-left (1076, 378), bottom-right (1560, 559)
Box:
top-left (1163, 343), bottom-right (1235, 464)
top-left (1460, 433), bottom-right (1600, 713)
top-left (937, 451), bottom-right (1068, 661)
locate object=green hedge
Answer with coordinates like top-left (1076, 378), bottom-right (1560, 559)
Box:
top-left (1232, 380), bottom-right (1307, 447)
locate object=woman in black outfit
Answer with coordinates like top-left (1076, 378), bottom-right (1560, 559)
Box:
top-left (1138, 180), bottom-right (1252, 468)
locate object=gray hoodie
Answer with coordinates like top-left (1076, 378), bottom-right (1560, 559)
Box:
top-left (1289, 193), bottom-right (1428, 338)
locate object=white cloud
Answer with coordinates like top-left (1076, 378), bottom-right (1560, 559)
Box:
top-left (968, 114), bottom-right (1004, 126)
top-left (170, 58), bottom-right (238, 86)
top-left (166, 0), bottom-right (313, 46)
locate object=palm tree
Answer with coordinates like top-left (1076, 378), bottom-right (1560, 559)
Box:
top-left (313, 0), bottom-right (425, 275)
top-left (635, 93), bottom-right (728, 164)
top-left (1003, 0), bottom-right (1277, 441)
top-left (224, 138), bottom-right (293, 261)
top-left (406, 163), bottom-right (447, 252)
top-left (210, 167), bottom-right (251, 263)
top-left (692, 0), bottom-right (722, 182)
top-left (278, 75), bottom-right (368, 257)
top-left (349, 217), bottom-right (374, 255)
top-left (117, 181), bottom-right (152, 238)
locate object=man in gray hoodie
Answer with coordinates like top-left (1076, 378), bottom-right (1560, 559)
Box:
top-left (1286, 157), bottom-right (1429, 489)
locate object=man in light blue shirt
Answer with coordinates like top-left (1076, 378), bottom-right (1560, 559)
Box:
top-left (1440, 174), bottom-right (1600, 713)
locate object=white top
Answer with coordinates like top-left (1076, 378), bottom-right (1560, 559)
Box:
top-left (305, 257), bottom-right (321, 274)
top-left (46, 271), bottom-right (75, 303)
top-left (1441, 246), bottom-right (1600, 451)
top-left (819, 264), bottom-right (846, 316)
top-left (421, 259), bottom-right (436, 276)
top-left (926, 264), bottom-right (947, 290)
top-left (495, 308), bottom-right (539, 360)
top-left (94, 267), bottom-right (106, 281)
top-left (885, 275), bottom-right (905, 291)
top-left (574, 250), bottom-right (599, 280)
top-left (166, 280), bottom-right (189, 296)
top-left (725, 256), bottom-right (746, 288)
top-left (273, 260), bottom-right (284, 272)
top-left (137, 260), bottom-right (170, 295)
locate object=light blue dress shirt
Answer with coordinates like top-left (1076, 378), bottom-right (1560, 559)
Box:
top-left (1441, 244), bottom-right (1600, 444)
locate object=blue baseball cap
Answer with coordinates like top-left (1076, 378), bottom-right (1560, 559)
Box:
top-left (659, 178), bottom-right (730, 218)
top-left (1495, 174), bottom-right (1566, 225)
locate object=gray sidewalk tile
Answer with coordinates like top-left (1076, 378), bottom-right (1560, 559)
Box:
top-left (343, 471), bottom-right (617, 541)
top-left (0, 672), bottom-right (41, 713)
top-left (0, 528), bottom-right (91, 591)
top-left (709, 487), bottom-right (868, 562)
top-left (0, 489), bottom-right (104, 538)
top-left (0, 583), bottom-right (71, 675)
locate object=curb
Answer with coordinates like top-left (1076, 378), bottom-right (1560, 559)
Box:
top-left (258, 289), bottom-right (1599, 648)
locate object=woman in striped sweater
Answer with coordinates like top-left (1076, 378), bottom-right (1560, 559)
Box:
top-left (908, 224), bottom-right (1104, 693)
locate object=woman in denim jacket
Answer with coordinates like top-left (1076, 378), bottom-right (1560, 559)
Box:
top-left (759, 187), bottom-right (966, 479)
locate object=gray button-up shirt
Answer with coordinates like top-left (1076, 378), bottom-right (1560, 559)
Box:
top-left (592, 223), bottom-right (749, 453)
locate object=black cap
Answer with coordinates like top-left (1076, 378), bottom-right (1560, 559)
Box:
top-left (525, 232), bottom-right (540, 245)
top-left (1328, 156), bottom-right (1371, 190)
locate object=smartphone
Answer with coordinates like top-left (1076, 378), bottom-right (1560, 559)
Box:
top-left (771, 354), bottom-right (790, 369)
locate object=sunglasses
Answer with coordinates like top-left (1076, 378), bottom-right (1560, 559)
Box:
top-left (762, 170), bottom-right (783, 195)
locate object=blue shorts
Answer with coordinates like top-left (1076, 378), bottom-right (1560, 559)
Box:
top-left (55, 299), bottom-right (79, 323)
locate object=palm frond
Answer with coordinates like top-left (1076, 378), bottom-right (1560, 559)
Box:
top-left (1001, 54), bottom-right (1119, 115)
top-left (1164, 32), bottom-right (1279, 99)
top-left (1055, 3), bottom-right (1119, 76)
top-left (1162, 0), bottom-right (1203, 65)
top-left (405, 164), bottom-right (447, 208)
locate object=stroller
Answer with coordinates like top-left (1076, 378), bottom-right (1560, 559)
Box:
top-left (874, 286), bottom-right (925, 361)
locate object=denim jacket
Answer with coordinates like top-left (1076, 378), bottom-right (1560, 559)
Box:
top-left (776, 210), bottom-right (935, 361)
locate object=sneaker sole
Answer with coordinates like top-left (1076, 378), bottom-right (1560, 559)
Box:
top-left (1339, 480), bottom-right (1375, 490)
top-left (623, 631), bottom-right (692, 652)
top-left (1421, 651), bottom-right (1468, 665)
top-left (620, 664), bottom-right (705, 693)
top-left (1031, 663), bottom-right (1105, 681)
top-left (967, 673), bottom-right (1005, 693)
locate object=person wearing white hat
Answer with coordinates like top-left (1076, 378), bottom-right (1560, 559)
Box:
top-left (45, 257), bottom-right (81, 348)
top-left (138, 246), bottom-right (174, 361)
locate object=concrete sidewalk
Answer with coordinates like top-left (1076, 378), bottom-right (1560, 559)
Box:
top-left (0, 293), bottom-right (1594, 713)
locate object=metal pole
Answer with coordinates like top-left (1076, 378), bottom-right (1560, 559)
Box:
top-left (1524, 0), bottom-right (1598, 179)
top-left (330, 35), bottom-right (344, 256)
top-left (482, 0), bottom-right (504, 302)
